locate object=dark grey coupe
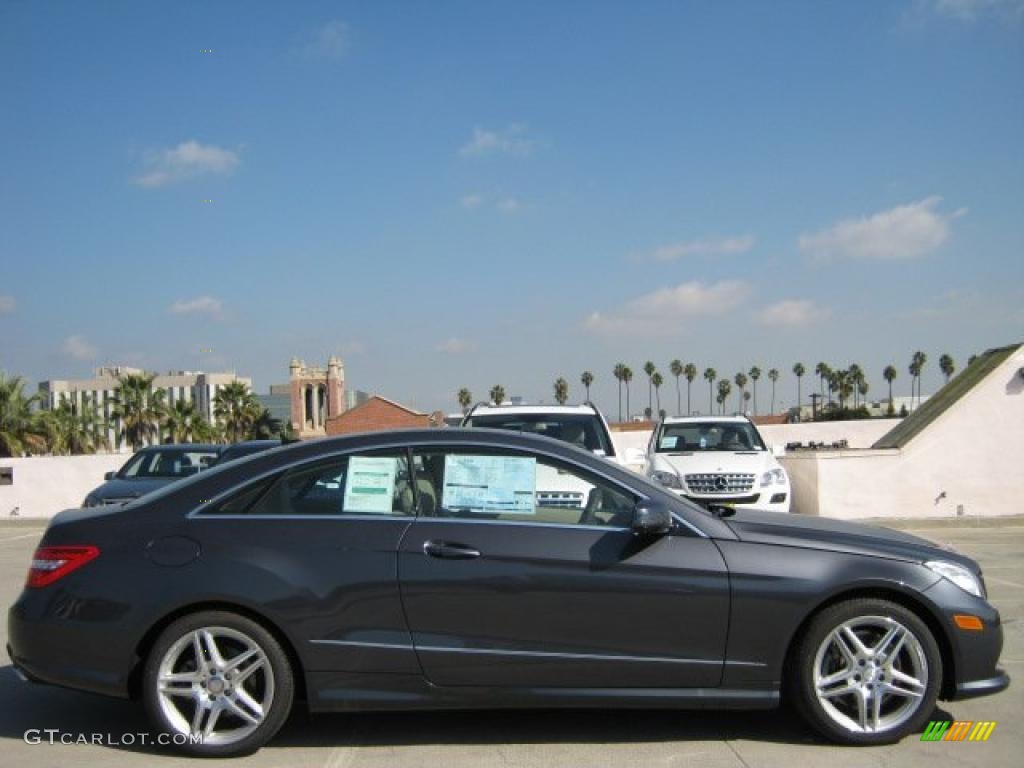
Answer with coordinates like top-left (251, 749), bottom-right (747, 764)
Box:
top-left (8, 429), bottom-right (1007, 756)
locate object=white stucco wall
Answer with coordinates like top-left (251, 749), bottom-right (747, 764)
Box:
top-left (0, 454), bottom-right (125, 519)
top-left (782, 345), bottom-right (1024, 519)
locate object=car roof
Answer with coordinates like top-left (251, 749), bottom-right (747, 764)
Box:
top-left (223, 440), bottom-right (281, 448)
top-left (662, 416), bottom-right (751, 425)
top-left (468, 404), bottom-right (599, 415)
top-left (140, 443), bottom-right (221, 452)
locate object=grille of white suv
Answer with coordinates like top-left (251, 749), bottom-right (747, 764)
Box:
top-left (536, 491), bottom-right (585, 508)
top-left (684, 473), bottom-right (756, 494)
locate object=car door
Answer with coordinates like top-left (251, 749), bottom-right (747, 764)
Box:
top-left (397, 445), bottom-right (730, 688)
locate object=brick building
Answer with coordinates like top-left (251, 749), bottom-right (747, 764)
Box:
top-left (325, 396), bottom-right (431, 435)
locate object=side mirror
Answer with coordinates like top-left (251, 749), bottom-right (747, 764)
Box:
top-left (624, 447), bottom-right (646, 465)
top-left (771, 443), bottom-right (785, 458)
top-left (104, 471), bottom-right (115, 481)
top-left (632, 500), bottom-right (673, 536)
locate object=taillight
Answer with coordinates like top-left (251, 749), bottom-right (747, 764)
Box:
top-left (27, 546), bottom-right (100, 588)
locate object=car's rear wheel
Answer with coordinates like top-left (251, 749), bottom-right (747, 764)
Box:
top-left (790, 598), bottom-right (942, 745)
top-left (143, 610), bottom-right (294, 756)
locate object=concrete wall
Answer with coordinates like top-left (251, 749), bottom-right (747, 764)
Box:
top-left (781, 345), bottom-right (1024, 520)
top-left (759, 419), bottom-right (899, 450)
top-left (0, 455), bottom-right (125, 519)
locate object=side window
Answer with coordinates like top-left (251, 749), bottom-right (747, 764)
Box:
top-left (209, 451), bottom-right (412, 516)
top-left (412, 449), bottom-right (636, 527)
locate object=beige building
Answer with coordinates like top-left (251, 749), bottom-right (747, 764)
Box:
top-left (38, 366), bottom-right (253, 451)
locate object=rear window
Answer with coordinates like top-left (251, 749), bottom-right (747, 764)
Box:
top-left (464, 413), bottom-right (614, 455)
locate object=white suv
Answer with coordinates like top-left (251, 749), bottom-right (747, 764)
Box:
top-left (643, 416), bottom-right (791, 513)
top-left (461, 403), bottom-right (623, 512)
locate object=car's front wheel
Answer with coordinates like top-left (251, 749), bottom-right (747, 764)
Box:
top-left (143, 610), bottom-right (294, 756)
top-left (790, 598), bottom-right (942, 745)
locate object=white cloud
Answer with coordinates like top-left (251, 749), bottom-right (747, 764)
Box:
top-left (435, 337), bottom-right (477, 355)
top-left (169, 296), bottom-right (224, 317)
top-left (584, 280), bottom-right (751, 336)
top-left (757, 299), bottom-right (831, 327)
top-left (459, 124), bottom-right (536, 157)
top-left (63, 335), bottom-right (97, 360)
top-left (304, 19), bottom-right (350, 59)
top-left (460, 193), bottom-right (483, 209)
top-left (798, 196), bottom-right (965, 261)
top-left (635, 235), bottom-right (756, 262)
top-left (0, 295), bottom-right (15, 314)
top-left (496, 196), bottom-right (522, 214)
top-left (922, 0), bottom-right (1024, 20)
top-left (133, 140), bottom-right (240, 188)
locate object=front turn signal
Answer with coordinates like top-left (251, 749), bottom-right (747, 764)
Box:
top-left (953, 614), bottom-right (984, 631)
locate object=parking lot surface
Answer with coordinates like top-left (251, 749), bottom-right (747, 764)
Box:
top-left (1, 519), bottom-right (1021, 768)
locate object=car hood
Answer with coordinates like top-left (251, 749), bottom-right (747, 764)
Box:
top-left (86, 476), bottom-right (173, 502)
top-left (653, 450), bottom-right (776, 476)
top-left (722, 508), bottom-right (979, 570)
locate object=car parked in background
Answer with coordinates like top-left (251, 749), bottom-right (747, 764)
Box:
top-left (82, 444), bottom-right (221, 507)
top-left (9, 428), bottom-right (1007, 755)
top-left (644, 416), bottom-right (791, 513)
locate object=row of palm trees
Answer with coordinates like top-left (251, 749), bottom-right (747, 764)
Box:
top-left (454, 350), bottom-right (962, 422)
top-left (1, 371), bottom-right (288, 457)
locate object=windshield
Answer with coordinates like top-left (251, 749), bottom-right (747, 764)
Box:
top-left (117, 448), bottom-right (221, 479)
top-left (655, 422), bottom-right (765, 453)
top-left (465, 413), bottom-right (614, 455)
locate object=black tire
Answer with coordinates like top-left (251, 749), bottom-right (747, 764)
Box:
top-left (788, 598), bottom-right (942, 745)
top-left (143, 610), bottom-right (294, 757)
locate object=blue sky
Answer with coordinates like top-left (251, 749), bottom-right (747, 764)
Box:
top-left (2, 0), bottom-right (1022, 415)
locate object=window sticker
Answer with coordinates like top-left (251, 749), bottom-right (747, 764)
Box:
top-left (343, 456), bottom-right (398, 513)
top-left (442, 455), bottom-right (536, 514)
top-left (659, 435), bottom-right (678, 449)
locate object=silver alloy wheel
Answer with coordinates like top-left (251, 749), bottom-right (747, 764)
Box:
top-left (156, 626), bottom-right (275, 746)
top-left (813, 615), bottom-right (928, 734)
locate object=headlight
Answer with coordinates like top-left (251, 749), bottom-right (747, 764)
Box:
top-left (651, 470), bottom-right (682, 490)
top-left (760, 468), bottom-right (786, 487)
top-left (926, 560), bottom-right (984, 598)
top-left (82, 495), bottom-right (98, 508)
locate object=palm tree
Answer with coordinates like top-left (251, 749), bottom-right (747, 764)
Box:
top-left (250, 407), bottom-right (284, 439)
top-left (883, 365), bottom-right (897, 414)
top-left (703, 368), bottom-right (717, 415)
top-left (651, 371), bottom-right (664, 418)
top-left (912, 350), bottom-right (927, 408)
top-left (489, 384), bottom-right (506, 406)
top-left (457, 388), bottom-right (472, 414)
top-left (669, 359), bottom-right (683, 416)
top-left (214, 381), bottom-right (257, 443)
top-left (793, 362), bottom-right (806, 419)
top-left (683, 363), bottom-right (697, 416)
top-left (53, 395), bottom-right (112, 454)
top-left (165, 398), bottom-right (200, 443)
top-left (767, 368), bottom-right (779, 415)
top-left (858, 379), bottom-right (869, 407)
top-left (0, 372), bottom-right (48, 456)
top-left (848, 364), bottom-right (863, 408)
top-left (748, 366), bottom-right (761, 416)
top-left (939, 354), bottom-right (955, 384)
top-left (580, 371), bottom-right (594, 402)
top-left (613, 363), bottom-right (625, 422)
top-left (553, 377), bottom-right (569, 405)
top-left (643, 361), bottom-right (656, 417)
top-left (111, 373), bottom-right (166, 451)
top-left (815, 362), bottom-right (831, 405)
top-left (622, 366), bottom-right (633, 420)
top-left (716, 379), bottom-right (732, 415)
top-left (734, 372), bottom-right (748, 414)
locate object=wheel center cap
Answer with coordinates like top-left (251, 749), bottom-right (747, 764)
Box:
top-left (207, 677), bottom-right (226, 694)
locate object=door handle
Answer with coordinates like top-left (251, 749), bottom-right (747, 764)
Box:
top-left (423, 540), bottom-right (481, 560)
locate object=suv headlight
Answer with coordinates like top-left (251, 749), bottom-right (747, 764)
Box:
top-left (82, 494), bottom-right (99, 508)
top-left (926, 560), bottom-right (984, 598)
top-left (760, 468), bottom-right (786, 487)
top-left (651, 470), bottom-right (682, 490)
